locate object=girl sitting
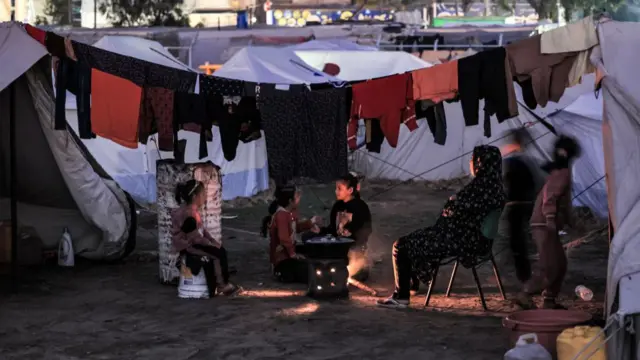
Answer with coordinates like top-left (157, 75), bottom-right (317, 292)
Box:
top-left (171, 179), bottom-right (239, 296)
top-left (321, 173), bottom-right (372, 281)
top-left (261, 185), bottom-right (321, 283)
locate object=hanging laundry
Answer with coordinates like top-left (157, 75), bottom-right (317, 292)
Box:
top-left (216, 96), bottom-right (243, 162)
top-left (72, 41), bottom-right (197, 93)
top-left (411, 60), bottom-right (458, 103)
top-left (365, 119), bottom-right (385, 153)
top-left (138, 87), bottom-right (175, 151)
top-left (53, 57), bottom-right (94, 139)
top-left (506, 35), bottom-right (578, 109)
top-left (173, 92), bottom-right (214, 160)
top-left (349, 73), bottom-right (417, 150)
top-left (259, 88), bottom-right (349, 185)
top-left (199, 75), bottom-right (245, 97)
top-left (458, 47), bottom-right (517, 137)
top-left (44, 31), bottom-right (66, 57)
top-left (25, 24), bottom-right (46, 45)
top-left (238, 98), bottom-right (262, 144)
top-left (146, 63), bottom-right (198, 93)
top-left (540, 16), bottom-right (598, 54)
top-left (416, 101), bottom-right (447, 145)
top-left (91, 69), bottom-right (142, 149)
top-left (541, 16), bottom-right (598, 87)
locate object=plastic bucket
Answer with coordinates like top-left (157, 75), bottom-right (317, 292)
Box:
top-left (503, 309), bottom-right (592, 359)
top-left (177, 256), bottom-right (210, 299)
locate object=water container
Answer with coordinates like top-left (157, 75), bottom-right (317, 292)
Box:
top-left (557, 326), bottom-right (606, 360)
top-left (574, 286), bottom-right (594, 301)
top-left (57, 227), bottom-right (75, 267)
top-left (504, 333), bottom-right (553, 360)
top-left (177, 255), bottom-right (210, 299)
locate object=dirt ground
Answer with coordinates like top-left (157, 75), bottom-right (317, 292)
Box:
top-left (0, 181), bottom-right (609, 360)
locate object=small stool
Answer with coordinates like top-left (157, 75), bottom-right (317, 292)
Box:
top-left (177, 255), bottom-right (210, 299)
top-left (307, 258), bottom-right (349, 299)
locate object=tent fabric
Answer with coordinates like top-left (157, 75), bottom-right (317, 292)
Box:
top-left (288, 39), bottom-right (378, 51)
top-left (213, 47), bottom-right (341, 84)
top-left (0, 22), bottom-right (48, 92)
top-left (294, 50), bottom-right (430, 81)
top-left (0, 22), bottom-right (133, 261)
top-left (597, 21), bottom-right (640, 318)
top-left (92, 36), bottom-right (193, 72)
top-left (60, 36), bottom-right (270, 203)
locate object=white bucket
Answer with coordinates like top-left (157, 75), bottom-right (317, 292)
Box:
top-left (178, 255), bottom-right (210, 299)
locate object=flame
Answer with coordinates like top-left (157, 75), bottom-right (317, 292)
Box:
top-left (279, 302), bottom-right (320, 316)
top-left (346, 251), bottom-right (366, 278)
top-left (240, 289), bottom-right (305, 298)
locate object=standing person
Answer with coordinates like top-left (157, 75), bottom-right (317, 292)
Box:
top-left (377, 145), bottom-right (505, 308)
top-left (515, 135), bottom-right (581, 310)
top-left (171, 179), bottom-right (240, 296)
top-left (322, 173), bottom-right (373, 281)
top-left (500, 128), bottom-right (541, 285)
top-left (261, 185), bottom-right (321, 283)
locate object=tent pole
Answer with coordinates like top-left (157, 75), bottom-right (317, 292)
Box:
top-left (9, 82), bottom-right (18, 291)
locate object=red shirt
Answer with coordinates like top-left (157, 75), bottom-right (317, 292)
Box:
top-left (348, 73), bottom-right (418, 149)
top-left (268, 209), bottom-right (312, 266)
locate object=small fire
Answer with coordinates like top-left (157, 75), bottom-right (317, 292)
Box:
top-left (346, 251), bottom-right (377, 296)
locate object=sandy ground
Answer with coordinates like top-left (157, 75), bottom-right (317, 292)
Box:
top-left (0, 181), bottom-right (608, 360)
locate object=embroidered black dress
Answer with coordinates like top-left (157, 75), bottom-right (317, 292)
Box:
top-left (398, 145), bottom-right (506, 284)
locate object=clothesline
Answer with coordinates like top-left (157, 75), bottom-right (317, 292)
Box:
top-left (18, 16), bottom-right (602, 185)
top-left (21, 17), bottom-right (600, 97)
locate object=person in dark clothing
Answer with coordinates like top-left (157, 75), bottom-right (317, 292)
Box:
top-left (171, 179), bottom-right (240, 297)
top-left (500, 128), bottom-right (541, 285)
top-left (378, 146), bottom-right (505, 308)
top-left (321, 173), bottom-right (373, 281)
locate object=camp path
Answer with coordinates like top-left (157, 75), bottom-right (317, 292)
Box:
top-left (0, 181), bottom-right (607, 359)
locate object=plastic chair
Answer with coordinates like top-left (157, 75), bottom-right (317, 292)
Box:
top-left (424, 208), bottom-right (506, 311)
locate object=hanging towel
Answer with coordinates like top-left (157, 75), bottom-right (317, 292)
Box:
top-left (91, 69), bottom-right (142, 149)
top-left (411, 60), bottom-right (458, 103)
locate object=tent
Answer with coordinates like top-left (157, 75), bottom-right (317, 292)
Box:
top-left (0, 22), bottom-right (135, 261)
top-left (287, 39), bottom-right (379, 51)
top-left (216, 47), bottom-right (431, 84)
top-left (61, 36), bottom-right (270, 204)
top-left (595, 21), bottom-right (640, 360)
top-left (294, 50), bottom-right (429, 81)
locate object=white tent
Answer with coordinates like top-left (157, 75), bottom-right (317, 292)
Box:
top-left (287, 39), bottom-right (379, 51)
top-left (0, 23), bottom-right (135, 261)
top-left (213, 47), bottom-right (341, 84)
top-left (595, 21), bottom-right (640, 360)
top-left (294, 50), bottom-right (429, 81)
top-left (61, 36), bottom-right (269, 204)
